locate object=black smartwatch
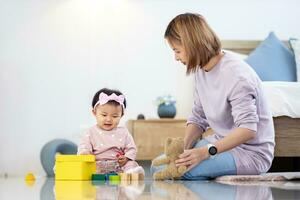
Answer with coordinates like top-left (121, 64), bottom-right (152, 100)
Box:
top-left (207, 144), bottom-right (218, 158)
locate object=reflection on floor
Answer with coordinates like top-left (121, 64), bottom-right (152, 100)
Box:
top-left (0, 177), bottom-right (300, 200)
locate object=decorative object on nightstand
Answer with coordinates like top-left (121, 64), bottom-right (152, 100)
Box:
top-left (137, 114), bottom-right (145, 120)
top-left (156, 95), bottom-right (176, 118)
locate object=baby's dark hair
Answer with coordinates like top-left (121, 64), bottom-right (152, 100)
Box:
top-left (92, 88), bottom-right (127, 115)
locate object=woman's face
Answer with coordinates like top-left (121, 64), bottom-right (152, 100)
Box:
top-left (167, 39), bottom-right (187, 66)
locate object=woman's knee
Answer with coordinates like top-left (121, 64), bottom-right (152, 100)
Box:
top-left (193, 139), bottom-right (209, 148)
top-left (182, 152), bottom-right (237, 180)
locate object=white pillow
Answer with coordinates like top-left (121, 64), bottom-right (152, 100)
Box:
top-left (290, 39), bottom-right (300, 81)
top-left (223, 49), bottom-right (248, 60)
top-left (262, 81), bottom-right (300, 117)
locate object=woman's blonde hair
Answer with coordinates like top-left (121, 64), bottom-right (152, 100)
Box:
top-left (165, 13), bottom-right (221, 74)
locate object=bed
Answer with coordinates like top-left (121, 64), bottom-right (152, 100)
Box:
top-left (221, 40), bottom-right (300, 157)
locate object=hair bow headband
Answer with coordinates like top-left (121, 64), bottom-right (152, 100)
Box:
top-left (94, 92), bottom-right (125, 110)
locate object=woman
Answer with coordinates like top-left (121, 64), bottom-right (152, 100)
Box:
top-left (151, 13), bottom-right (274, 180)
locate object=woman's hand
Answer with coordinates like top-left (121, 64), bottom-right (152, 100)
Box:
top-left (175, 147), bottom-right (209, 171)
top-left (117, 155), bottom-right (128, 167)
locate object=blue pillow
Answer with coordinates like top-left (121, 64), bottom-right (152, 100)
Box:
top-left (245, 32), bottom-right (297, 81)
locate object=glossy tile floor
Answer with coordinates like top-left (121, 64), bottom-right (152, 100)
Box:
top-left (1, 177), bottom-right (300, 200)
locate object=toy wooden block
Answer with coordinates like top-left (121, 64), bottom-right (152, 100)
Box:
top-left (119, 173), bottom-right (131, 181)
top-left (55, 155), bottom-right (96, 180)
top-left (109, 175), bottom-right (120, 185)
top-left (119, 173), bottom-right (144, 182)
top-left (92, 174), bottom-right (106, 181)
top-left (109, 175), bottom-right (120, 181)
top-left (106, 172), bottom-right (117, 180)
top-left (91, 172), bottom-right (118, 181)
top-left (131, 173), bottom-right (144, 181)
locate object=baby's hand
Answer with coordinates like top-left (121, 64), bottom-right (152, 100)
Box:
top-left (117, 155), bottom-right (128, 167)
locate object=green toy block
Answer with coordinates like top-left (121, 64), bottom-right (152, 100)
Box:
top-left (92, 174), bottom-right (106, 181)
top-left (109, 175), bottom-right (120, 182)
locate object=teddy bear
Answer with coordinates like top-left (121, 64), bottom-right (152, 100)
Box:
top-left (152, 137), bottom-right (187, 180)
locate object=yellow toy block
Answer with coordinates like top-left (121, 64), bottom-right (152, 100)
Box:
top-left (55, 155), bottom-right (96, 180)
top-left (55, 180), bottom-right (96, 200)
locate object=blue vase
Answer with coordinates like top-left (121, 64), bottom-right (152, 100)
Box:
top-left (158, 103), bottom-right (176, 118)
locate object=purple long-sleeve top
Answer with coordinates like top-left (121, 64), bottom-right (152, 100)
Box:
top-left (187, 52), bottom-right (275, 175)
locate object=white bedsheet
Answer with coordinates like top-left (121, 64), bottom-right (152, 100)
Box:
top-left (262, 81), bottom-right (300, 118)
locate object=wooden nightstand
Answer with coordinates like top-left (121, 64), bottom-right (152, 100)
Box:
top-left (126, 119), bottom-right (187, 160)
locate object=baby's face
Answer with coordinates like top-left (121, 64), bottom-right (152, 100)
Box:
top-left (93, 103), bottom-right (122, 131)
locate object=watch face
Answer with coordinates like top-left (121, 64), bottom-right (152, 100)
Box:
top-left (209, 146), bottom-right (217, 155)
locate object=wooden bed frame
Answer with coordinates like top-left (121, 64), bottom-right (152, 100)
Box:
top-left (221, 40), bottom-right (300, 157)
